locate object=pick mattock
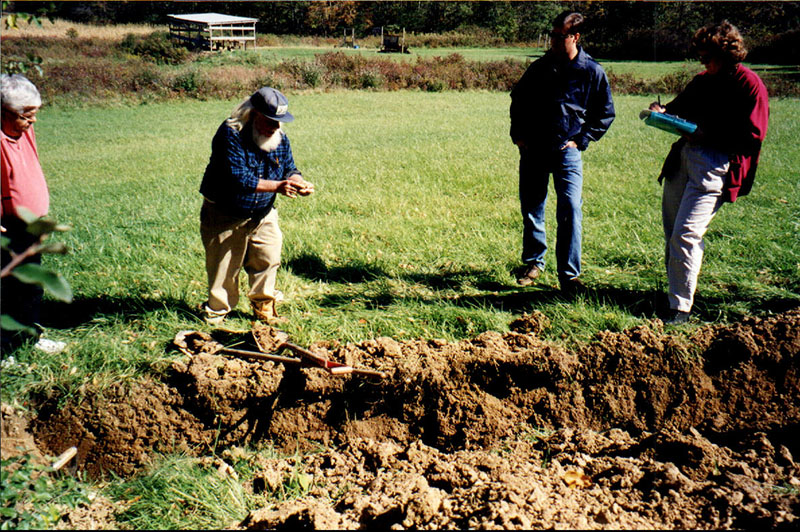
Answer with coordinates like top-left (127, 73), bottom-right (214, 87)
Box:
top-left (173, 329), bottom-right (386, 379)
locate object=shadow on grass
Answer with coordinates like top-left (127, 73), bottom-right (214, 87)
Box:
top-left (310, 267), bottom-right (800, 324)
top-left (286, 252), bottom-right (385, 283)
top-left (436, 280), bottom-right (798, 322)
top-left (288, 251), bottom-right (800, 322)
top-left (39, 295), bottom-right (201, 329)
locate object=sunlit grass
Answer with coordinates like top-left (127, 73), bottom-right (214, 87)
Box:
top-left (1, 92), bottom-right (797, 405)
top-left (9, 18), bottom-right (164, 39)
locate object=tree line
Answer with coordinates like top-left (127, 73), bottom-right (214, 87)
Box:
top-left (6, 1), bottom-right (799, 63)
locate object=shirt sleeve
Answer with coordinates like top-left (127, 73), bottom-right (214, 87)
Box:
top-left (280, 136), bottom-right (301, 179)
top-left (738, 73), bottom-right (769, 154)
top-left (575, 68), bottom-right (615, 150)
top-left (509, 63), bottom-right (537, 143)
top-left (219, 126), bottom-right (261, 194)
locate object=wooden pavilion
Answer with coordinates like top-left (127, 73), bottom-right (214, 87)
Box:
top-left (167, 13), bottom-right (258, 51)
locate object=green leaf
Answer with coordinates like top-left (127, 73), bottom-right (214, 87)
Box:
top-left (297, 472), bottom-right (312, 491)
top-left (39, 241), bottom-right (68, 255)
top-left (14, 207), bottom-right (37, 225)
top-left (1, 235), bottom-right (9, 250)
top-left (25, 218), bottom-right (58, 236)
top-left (11, 263), bottom-right (73, 302)
top-left (0, 314), bottom-right (37, 335)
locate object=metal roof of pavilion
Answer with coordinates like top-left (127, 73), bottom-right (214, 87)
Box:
top-left (167, 13), bottom-right (258, 25)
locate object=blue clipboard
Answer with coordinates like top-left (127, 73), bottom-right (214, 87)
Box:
top-left (639, 110), bottom-right (697, 136)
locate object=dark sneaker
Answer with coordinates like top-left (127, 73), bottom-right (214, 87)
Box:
top-left (559, 277), bottom-right (586, 296)
top-left (664, 310), bottom-right (691, 325)
top-left (516, 265), bottom-right (542, 286)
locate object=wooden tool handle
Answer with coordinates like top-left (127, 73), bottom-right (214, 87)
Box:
top-left (221, 347), bottom-right (302, 365)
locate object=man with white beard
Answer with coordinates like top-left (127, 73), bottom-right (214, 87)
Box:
top-left (199, 87), bottom-right (313, 326)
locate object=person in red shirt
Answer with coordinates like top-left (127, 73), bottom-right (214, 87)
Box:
top-left (1, 74), bottom-right (63, 352)
top-left (648, 21), bottom-right (769, 324)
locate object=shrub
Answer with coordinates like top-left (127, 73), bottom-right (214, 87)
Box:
top-left (608, 71), bottom-right (652, 95)
top-left (359, 68), bottom-right (384, 89)
top-left (119, 31), bottom-right (189, 65)
top-left (130, 64), bottom-right (163, 92)
top-left (424, 78), bottom-right (447, 92)
top-left (656, 69), bottom-right (695, 95)
top-left (171, 69), bottom-right (206, 94)
top-left (255, 72), bottom-right (283, 91)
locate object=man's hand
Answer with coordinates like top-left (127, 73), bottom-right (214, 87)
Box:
top-left (561, 140), bottom-right (578, 150)
top-left (649, 102), bottom-right (666, 113)
top-left (276, 180), bottom-right (301, 198)
top-left (288, 174), bottom-right (315, 196)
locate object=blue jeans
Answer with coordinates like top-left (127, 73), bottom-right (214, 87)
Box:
top-left (519, 146), bottom-right (583, 281)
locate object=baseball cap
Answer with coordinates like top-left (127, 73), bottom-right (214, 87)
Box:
top-left (250, 87), bottom-right (294, 122)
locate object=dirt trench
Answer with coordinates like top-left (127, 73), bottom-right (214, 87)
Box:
top-left (7, 307), bottom-right (800, 529)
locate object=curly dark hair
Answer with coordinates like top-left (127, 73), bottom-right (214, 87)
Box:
top-left (690, 20), bottom-right (748, 64)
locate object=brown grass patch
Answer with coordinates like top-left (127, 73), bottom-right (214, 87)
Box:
top-left (9, 18), bottom-right (165, 40)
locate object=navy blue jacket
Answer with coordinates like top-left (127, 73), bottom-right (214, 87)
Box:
top-left (200, 122), bottom-right (300, 219)
top-left (510, 47), bottom-right (615, 152)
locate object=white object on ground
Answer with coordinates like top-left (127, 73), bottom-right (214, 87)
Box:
top-left (34, 338), bottom-right (67, 354)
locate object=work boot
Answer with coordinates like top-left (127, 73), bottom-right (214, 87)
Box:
top-left (251, 299), bottom-right (287, 324)
top-left (516, 265), bottom-right (542, 287)
top-left (201, 303), bottom-right (228, 327)
top-left (559, 277), bottom-right (586, 296)
top-left (664, 310), bottom-right (691, 325)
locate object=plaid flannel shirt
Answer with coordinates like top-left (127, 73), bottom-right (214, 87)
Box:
top-left (200, 122), bottom-right (300, 218)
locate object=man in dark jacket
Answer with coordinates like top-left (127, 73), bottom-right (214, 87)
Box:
top-left (510, 11), bottom-right (615, 293)
top-left (199, 87), bottom-right (314, 325)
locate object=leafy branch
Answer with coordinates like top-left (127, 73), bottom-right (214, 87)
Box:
top-left (1, 207), bottom-right (72, 335)
top-left (1, 1), bottom-right (55, 30)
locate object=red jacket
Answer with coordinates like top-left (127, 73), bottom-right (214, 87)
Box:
top-left (662, 63), bottom-right (769, 202)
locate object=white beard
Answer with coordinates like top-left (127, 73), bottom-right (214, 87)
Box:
top-left (252, 126), bottom-right (283, 152)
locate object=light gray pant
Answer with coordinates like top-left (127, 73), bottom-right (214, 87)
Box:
top-left (662, 144), bottom-right (729, 312)
top-left (200, 200), bottom-right (283, 316)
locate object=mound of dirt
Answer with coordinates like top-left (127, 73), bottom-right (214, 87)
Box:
top-left (8, 308), bottom-right (800, 528)
top-left (235, 428), bottom-right (799, 529)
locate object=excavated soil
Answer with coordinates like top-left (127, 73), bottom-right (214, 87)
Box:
top-left (3, 308), bottom-right (799, 529)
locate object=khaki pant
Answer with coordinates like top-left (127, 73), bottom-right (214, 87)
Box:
top-left (200, 200), bottom-right (283, 316)
top-left (662, 144), bottom-right (728, 313)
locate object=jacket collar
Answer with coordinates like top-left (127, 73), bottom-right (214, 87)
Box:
top-left (544, 46), bottom-right (589, 68)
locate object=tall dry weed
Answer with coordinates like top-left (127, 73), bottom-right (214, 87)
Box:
top-left (10, 18), bottom-right (164, 40)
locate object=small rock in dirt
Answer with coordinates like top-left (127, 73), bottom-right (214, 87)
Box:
top-left (509, 311), bottom-right (550, 335)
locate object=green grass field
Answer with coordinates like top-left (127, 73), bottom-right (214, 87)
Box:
top-left (195, 45), bottom-right (792, 82)
top-left (195, 45), bottom-right (545, 66)
top-left (2, 89), bottom-right (798, 531)
top-left (3, 91), bottom-right (797, 406)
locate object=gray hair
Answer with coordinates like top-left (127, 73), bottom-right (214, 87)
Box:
top-left (226, 97), bottom-right (255, 132)
top-left (0, 74), bottom-right (42, 113)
